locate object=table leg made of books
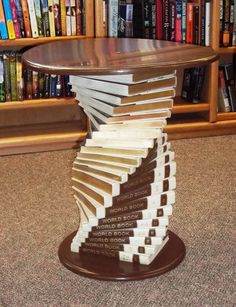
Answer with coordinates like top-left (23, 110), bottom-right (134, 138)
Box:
top-left (23, 38), bottom-right (218, 281)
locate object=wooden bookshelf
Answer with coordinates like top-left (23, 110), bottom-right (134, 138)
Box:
top-left (0, 0), bottom-right (236, 156)
top-left (0, 0), bottom-right (94, 156)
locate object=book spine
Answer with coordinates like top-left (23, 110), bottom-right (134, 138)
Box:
top-left (25, 69), bottom-right (33, 99)
top-left (233, 0), bottom-right (236, 45)
top-left (108, 0), bottom-right (118, 37)
top-left (193, 4), bottom-right (199, 44)
top-left (175, 1), bottom-right (182, 42)
top-left (60, 0), bottom-right (66, 35)
top-left (204, 0), bottom-right (211, 46)
top-left (48, 0), bottom-right (56, 36)
top-left (105, 193), bottom-right (173, 218)
top-left (118, 2), bottom-right (127, 38)
top-left (38, 72), bottom-right (44, 98)
top-left (169, 0), bottom-right (175, 41)
top-left (70, 0), bottom-right (76, 35)
top-left (75, 0), bottom-right (82, 35)
top-left (222, 0), bottom-right (230, 46)
top-left (9, 51), bottom-right (17, 101)
top-left (49, 74), bottom-right (57, 97)
top-left (0, 54), bottom-right (5, 102)
top-left (162, 0), bottom-right (170, 40)
top-left (16, 53), bottom-right (23, 101)
top-left (186, 2), bottom-right (193, 44)
top-left (229, 0), bottom-right (234, 46)
top-left (32, 71), bottom-right (39, 98)
top-left (182, 0), bottom-right (187, 43)
top-left (0, 0), bottom-right (8, 39)
top-left (149, 0), bottom-right (155, 39)
top-left (14, 0), bottom-right (25, 37)
top-left (34, 0), bottom-right (43, 36)
top-left (200, 0), bottom-right (206, 45)
top-left (3, 52), bottom-right (11, 101)
top-left (43, 73), bottom-right (50, 98)
top-left (218, 68), bottom-right (231, 112)
top-left (21, 0), bottom-right (32, 37)
top-left (53, 0), bottom-right (62, 35)
top-left (10, 0), bottom-right (21, 38)
top-left (40, 0), bottom-right (50, 36)
top-left (28, 0), bottom-right (39, 37)
top-left (55, 75), bottom-right (62, 97)
top-left (2, 0), bottom-right (16, 38)
top-left (156, 0), bottom-right (162, 39)
top-left (65, 0), bottom-right (71, 35)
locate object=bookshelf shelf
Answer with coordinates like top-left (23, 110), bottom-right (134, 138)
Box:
top-left (217, 112), bottom-right (236, 121)
top-left (219, 47), bottom-right (236, 54)
top-left (0, 36), bottom-right (86, 48)
top-left (173, 98), bottom-right (209, 114)
top-left (0, 97), bottom-right (77, 110)
top-left (0, 121), bottom-right (87, 156)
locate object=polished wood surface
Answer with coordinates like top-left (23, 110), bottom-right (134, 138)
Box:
top-left (22, 38), bottom-right (218, 75)
top-left (58, 230), bottom-right (186, 281)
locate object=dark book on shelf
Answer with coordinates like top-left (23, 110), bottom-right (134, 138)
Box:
top-left (181, 66), bottom-right (206, 103)
top-left (220, 64), bottom-right (236, 112)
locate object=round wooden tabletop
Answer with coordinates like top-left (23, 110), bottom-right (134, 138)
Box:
top-left (22, 38), bottom-right (218, 75)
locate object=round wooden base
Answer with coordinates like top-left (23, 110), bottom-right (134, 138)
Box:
top-left (58, 231), bottom-right (186, 281)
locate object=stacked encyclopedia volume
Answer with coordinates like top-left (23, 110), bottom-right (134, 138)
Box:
top-left (69, 69), bottom-right (177, 265)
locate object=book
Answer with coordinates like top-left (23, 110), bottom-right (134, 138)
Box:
top-left (9, 51), bottom-right (17, 101)
top-left (60, 0), bottom-right (66, 35)
top-left (28, 0), bottom-right (39, 37)
top-left (108, 0), bottom-right (118, 37)
top-left (34, 0), bottom-right (43, 36)
top-left (2, 0), bottom-right (16, 39)
top-left (54, 0), bottom-right (62, 35)
top-left (21, 0), bottom-right (32, 37)
top-left (175, 1), bottom-right (182, 42)
top-left (40, 0), bottom-right (50, 36)
top-left (48, 0), bottom-right (55, 36)
top-left (75, 0), bottom-right (82, 35)
top-left (78, 94), bottom-right (173, 116)
top-left (65, 0), bottom-right (71, 35)
top-left (0, 0), bottom-right (8, 39)
top-left (70, 75), bottom-right (177, 96)
top-left (16, 52), bottom-right (23, 101)
top-left (14, 0), bottom-right (25, 37)
top-left (70, 0), bottom-right (76, 35)
top-left (3, 52), bottom-right (11, 101)
top-left (10, 0), bottom-right (21, 38)
top-left (205, 0), bottom-right (211, 46)
top-left (74, 85), bottom-right (175, 106)
top-left (77, 236), bottom-right (168, 265)
top-left (218, 67), bottom-right (231, 112)
top-left (0, 53), bottom-right (5, 102)
top-left (219, 64), bottom-right (236, 112)
top-left (32, 71), bottom-right (39, 98)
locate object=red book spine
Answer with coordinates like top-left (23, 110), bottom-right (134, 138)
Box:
top-left (186, 2), bottom-right (193, 44)
top-left (10, 0), bottom-right (21, 38)
top-left (156, 0), bottom-right (163, 39)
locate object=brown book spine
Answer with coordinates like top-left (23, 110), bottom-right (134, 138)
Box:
top-left (20, 0), bottom-right (32, 37)
top-left (105, 195), bottom-right (168, 217)
top-left (75, 0), bottom-right (82, 34)
top-left (81, 242), bottom-right (125, 252)
top-left (92, 218), bottom-right (160, 231)
top-left (98, 211), bottom-right (144, 226)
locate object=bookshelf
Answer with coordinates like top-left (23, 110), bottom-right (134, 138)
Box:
top-left (0, 0), bottom-right (94, 156)
top-left (1, 0), bottom-right (236, 156)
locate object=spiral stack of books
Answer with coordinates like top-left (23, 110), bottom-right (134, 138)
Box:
top-left (69, 69), bottom-right (177, 265)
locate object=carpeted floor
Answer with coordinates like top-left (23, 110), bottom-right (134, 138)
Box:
top-left (0, 135), bottom-right (235, 307)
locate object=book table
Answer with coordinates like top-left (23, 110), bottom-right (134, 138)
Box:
top-left (23, 38), bottom-right (218, 281)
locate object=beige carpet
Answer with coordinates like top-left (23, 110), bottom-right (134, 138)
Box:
top-left (0, 135), bottom-right (235, 307)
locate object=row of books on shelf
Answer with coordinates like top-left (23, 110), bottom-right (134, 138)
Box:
top-left (0, 51), bottom-right (72, 102)
top-left (95, 0), bottom-right (211, 46)
top-left (0, 0), bottom-right (85, 40)
top-left (219, 0), bottom-right (236, 47)
top-left (218, 63), bottom-right (236, 112)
